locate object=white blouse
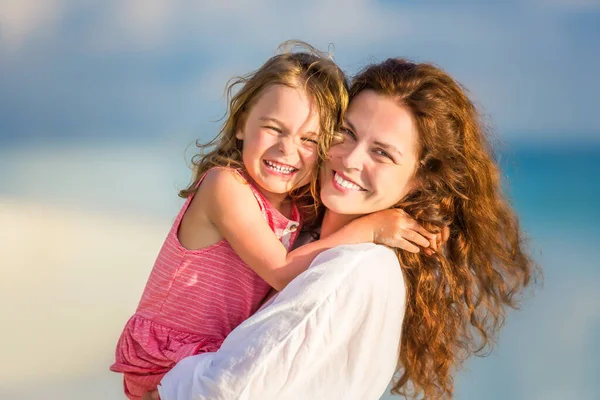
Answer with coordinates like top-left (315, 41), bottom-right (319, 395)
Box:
top-left (158, 243), bottom-right (407, 400)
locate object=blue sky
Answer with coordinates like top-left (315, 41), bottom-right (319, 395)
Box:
top-left (1, 0), bottom-right (599, 146)
top-left (1, 2), bottom-right (599, 400)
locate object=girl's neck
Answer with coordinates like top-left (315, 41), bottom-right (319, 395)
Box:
top-left (320, 210), bottom-right (360, 239)
top-left (245, 174), bottom-right (292, 218)
top-left (258, 189), bottom-right (289, 213)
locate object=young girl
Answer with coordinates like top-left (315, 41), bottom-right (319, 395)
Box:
top-left (110, 43), bottom-right (437, 400)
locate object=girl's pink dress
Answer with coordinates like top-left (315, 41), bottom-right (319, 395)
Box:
top-left (110, 168), bottom-right (301, 399)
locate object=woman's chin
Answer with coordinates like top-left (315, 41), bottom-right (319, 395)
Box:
top-left (321, 197), bottom-right (359, 216)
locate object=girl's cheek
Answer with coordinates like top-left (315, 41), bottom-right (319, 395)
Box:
top-left (299, 146), bottom-right (318, 161)
top-left (306, 152), bottom-right (320, 168)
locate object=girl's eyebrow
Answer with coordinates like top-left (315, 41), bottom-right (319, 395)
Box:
top-left (259, 117), bottom-right (284, 125)
top-left (260, 117), bottom-right (318, 137)
top-left (345, 118), bottom-right (403, 157)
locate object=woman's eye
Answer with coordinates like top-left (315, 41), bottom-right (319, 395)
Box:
top-left (340, 127), bottom-right (356, 139)
top-left (302, 138), bottom-right (319, 145)
top-left (375, 149), bottom-right (393, 160)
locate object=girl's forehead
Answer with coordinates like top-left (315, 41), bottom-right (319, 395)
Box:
top-left (249, 85), bottom-right (320, 129)
top-left (253, 84), bottom-right (310, 107)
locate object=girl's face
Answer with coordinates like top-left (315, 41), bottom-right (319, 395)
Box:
top-left (236, 84), bottom-right (321, 200)
top-left (321, 90), bottom-right (420, 216)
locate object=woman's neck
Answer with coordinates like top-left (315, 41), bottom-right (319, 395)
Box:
top-left (320, 210), bottom-right (361, 239)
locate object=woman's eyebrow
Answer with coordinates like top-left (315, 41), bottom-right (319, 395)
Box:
top-left (344, 119), bottom-right (358, 133)
top-left (346, 118), bottom-right (403, 157)
top-left (374, 141), bottom-right (404, 157)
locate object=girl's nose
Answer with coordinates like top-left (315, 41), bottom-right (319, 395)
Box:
top-left (278, 135), bottom-right (296, 155)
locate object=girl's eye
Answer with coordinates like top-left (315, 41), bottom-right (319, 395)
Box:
top-left (264, 125), bottom-right (282, 133)
top-left (302, 138), bottom-right (319, 145)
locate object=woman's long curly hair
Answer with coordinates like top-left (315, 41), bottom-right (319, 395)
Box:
top-left (179, 41), bottom-right (348, 229)
top-left (350, 59), bottom-right (539, 399)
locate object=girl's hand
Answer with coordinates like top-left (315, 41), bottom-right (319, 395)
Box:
top-left (358, 208), bottom-right (448, 255)
top-left (422, 224), bottom-right (450, 256)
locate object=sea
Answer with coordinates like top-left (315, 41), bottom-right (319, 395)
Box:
top-left (0, 141), bottom-right (598, 400)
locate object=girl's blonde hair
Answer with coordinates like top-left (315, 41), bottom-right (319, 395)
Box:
top-left (180, 41), bottom-right (348, 228)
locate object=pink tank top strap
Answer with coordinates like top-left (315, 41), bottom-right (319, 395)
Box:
top-left (234, 170), bottom-right (269, 214)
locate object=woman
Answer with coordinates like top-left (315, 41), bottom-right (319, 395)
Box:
top-left (154, 58), bottom-right (536, 400)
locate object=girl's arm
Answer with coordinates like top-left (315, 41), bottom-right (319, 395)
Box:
top-left (200, 168), bottom-right (434, 291)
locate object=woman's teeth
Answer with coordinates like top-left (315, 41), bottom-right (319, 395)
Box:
top-left (334, 172), bottom-right (363, 191)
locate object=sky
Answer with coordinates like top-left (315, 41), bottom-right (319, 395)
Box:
top-left (1, 0), bottom-right (600, 147)
top-left (1, 1), bottom-right (599, 400)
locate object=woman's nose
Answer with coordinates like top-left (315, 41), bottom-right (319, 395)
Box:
top-left (341, 145), bottom-right (365, 171)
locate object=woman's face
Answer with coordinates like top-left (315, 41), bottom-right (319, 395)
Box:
top-left (320, 90), bottom-right (420, 216)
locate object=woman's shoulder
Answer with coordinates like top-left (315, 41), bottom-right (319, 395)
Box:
top-left (315, 243), bottom-right (401, 273)
top-left (287, 243), bottom-right (404, 300)
top-left (325, 242), bottom-right (398, 259)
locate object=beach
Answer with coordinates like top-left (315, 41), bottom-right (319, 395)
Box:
top-left (0, 200), bottom-right (168, 399)
top-left (1, 144), bottom-right (599, 399)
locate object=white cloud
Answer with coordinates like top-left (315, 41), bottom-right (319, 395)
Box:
top-left (1, 0), bottom-right (599, 141)
top-left (0, 0), bottom-right (63, 50)
top-left (79, 0), bottom-right (412, 54)
top-left (117, 0), bottom-right (173, 42)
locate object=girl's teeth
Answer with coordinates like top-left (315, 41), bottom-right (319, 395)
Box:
top-left (334, 173), bottom-right (362, 190)
top-left (265, 160), bottom-right (295, 174)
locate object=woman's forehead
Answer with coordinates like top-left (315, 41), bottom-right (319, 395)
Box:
top-left (347, 90), bottom-right (418, 154)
